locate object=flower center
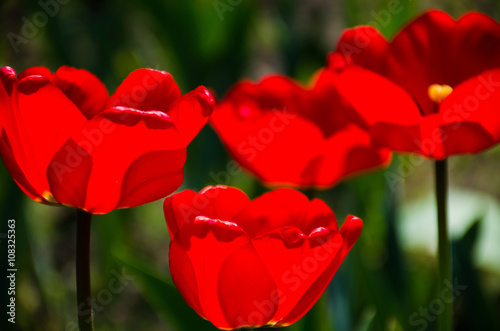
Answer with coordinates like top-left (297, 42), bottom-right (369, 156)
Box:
top-left (428, 84), bottom-right (453, 103)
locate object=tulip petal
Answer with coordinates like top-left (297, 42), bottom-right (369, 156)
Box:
top-left (46, 138), bottom-right (93, 209)
top-left (278, 215), bottom-right (362, 325)
top-left (53, 66), bottom-right (109, 119)
top-left (166, 86), bottom-right (215, 144)
top-left (198, 186), bottom-right (251, 221)
top-left (108, 68), bottom-right (181, 111)
top-left (0, 128), bottom-right (41, 202)
top-left (211, 100), bottom-right (325, 186)
top-left (225, 76), bottom-right (307, 116)
top-left (164, 186), bottom-right (251, 239)
top-left (232, 188), bottom-right (319, 238)
top-left (0, 66), bottom-right (18, 96)
top-left (304, 199), bottom-right (339, 233)
top-left (218, 241), bottom-right (279, 328)
top-left (333, 65), bottom-right (421, 129)
top-left (0, 69), bottom-right (41, 200)
top-left (455, 12), bottom-right (500, 86)
top-left (251, 226), bottom-right (343, 324)
top-left (164, 189), bottom-right (199, 239)
top-left (169, 218), bottom-right (277, 329)
top-left (2, 75), bottom-right (87, 198)
top-left (339, 215), bottom-right (363, 258)
top-left (310, 69), bottom-right (368, 134)
top-left (300, 124), bottom-right (391, 186)
top-left (211, 75), bottom-right (328, 187)
top-left (334, 26), bottom-right (388, 74)
top-left (371, 113), bottom-right (448, 159)
top-left (439, 68), bottom-right (500, 142)
top-left (440, 122), bottom-right (495, 160)
top-left (117, 149), bottom-right (185, 209)
top-left (17, 66), bottom-right (54, 83)
top-left (61, 108), bottom-right (188, 214)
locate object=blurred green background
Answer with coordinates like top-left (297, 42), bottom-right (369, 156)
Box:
top-left (1, 0), bottom-right (500, 330)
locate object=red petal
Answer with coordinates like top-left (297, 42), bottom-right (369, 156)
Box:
top-left (198, 185), bottom-right (251, 221)
top-left (307, 69), bottom-right (362, 136)
top-left (164, 190), bottom-right (199, 239)
top-left (334, 26), bottom-right (388, 74)
top-left (116, 149), bottom-right (185, 209)
top-left (440, 122), bottom-right (495, 157)
top-left (53, 66), bottom-right (109, 119)
top-left (251, 226), bottom-right (343, 325)
top-left (278, 215), bottom-right (362, 325)
top-left (101, 107), bottom-right (176, 130)
top-left (108, 68), bottom-right (181, 111)
top-left (0, 67), bottom-right (17, 96)
top-left (164, 186), bottom-right (251, 239)
top-left (0, 128), bottom-right (41, 201)
top-left (334, 65), bottom-right (421, 129)
top-left (455, 12), bottom-right (500, 85)
top-left (62, 108), bottom-right (188, 214)
top-left (226, 76), bottom-right (307, 116)
top-left (211, 98), bottom-right (326, 186)
top-left (17, 66), bottom-right (54, 83)
top-left (0, 69), bottom-right (42, 200)
top-left (339, 215), bottom-right (363, 258)
top-left (46, 138), bottom-right (93, 209)
top-left (300, 124), bottom-right (391, 186)
top-left (217, 241), bottom-right (278, 328)
top-left (169, 218), bottom-right (277, 329)
top-left (2, 75), bottom-right (87, 198)
top-left (305, 199), bottom-right (338, 233)
top-left (166, 86), bottom-right (215, 144)
top-left (232, 189), bottom-right (325, 238)
top-left (371, 114), bottom-right (447, 159)
top-left (439, 68), bottom-right (500, 142)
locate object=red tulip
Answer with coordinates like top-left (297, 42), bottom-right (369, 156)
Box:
top-left (0, 66), bottom-right (214, 214)
top-left (164, 185), bottom-right (362, 329)
top-left (331, 10), bottom-right (500, 159)
top-left (210, 72), bottom-right (391, 188)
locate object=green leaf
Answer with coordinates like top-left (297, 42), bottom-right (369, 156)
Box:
top-left (116, 255), bottom-right (218, 331)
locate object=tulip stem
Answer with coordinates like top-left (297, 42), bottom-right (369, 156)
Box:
top-left (436, 159), bottom-right (451, 331)
top-left (76, 209), bottom-right (94, 331)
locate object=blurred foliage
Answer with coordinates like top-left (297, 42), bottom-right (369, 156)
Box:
top-left (0, 0), bottom-right (500, 330)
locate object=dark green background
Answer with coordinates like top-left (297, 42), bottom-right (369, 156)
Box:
top-left (1, 0), bottom-right (499, 330)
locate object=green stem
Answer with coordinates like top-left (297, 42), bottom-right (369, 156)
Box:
top-left (76, 209), bottom-right (94, 331)
top-left (436, 159), bottom-right (451, 331)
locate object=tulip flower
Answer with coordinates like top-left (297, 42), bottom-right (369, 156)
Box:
top-left (0, 66), bottom-right (214, 214)
top-left (329, 10), bottom-right (500, 331)
top-left (331, 10), bottom-right (500, 159)
top-left (210, 72), bottom-right (391, 188)
top-left (164, 185), bottom-right (362, 330)
top-left (0, 65), bottom-right (214, 331)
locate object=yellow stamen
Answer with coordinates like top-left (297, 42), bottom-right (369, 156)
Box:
top-left (428, 84), bottom-right (453, 103)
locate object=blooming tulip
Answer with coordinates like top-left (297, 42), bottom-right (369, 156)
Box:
top-left (331, 10), bottom-right (500, 158)
top-left (210, 72), bottom-right (391, 188)
top-left (0, 66), bottom-right (214, 214)
top-left (164, 185), bottom-right (362, 329)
